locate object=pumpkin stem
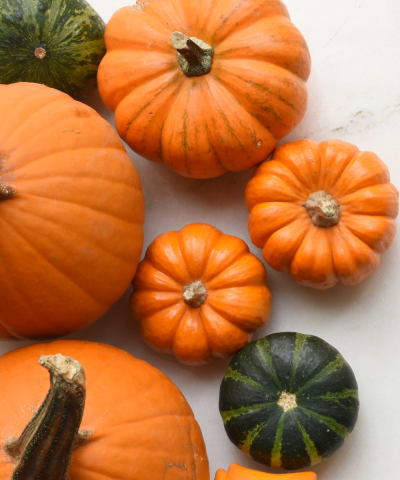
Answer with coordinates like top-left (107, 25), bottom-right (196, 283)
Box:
top-left (304, 190), bottom-right (340, 228)
top-left (170, 31), bottom-right (214, 77)
top-left (6, 354), bottom-right (86, 480)
top-left (183, 280), bottom-right (208, 308)
top-left (0, 183), bottom-right (16, 200)
top-left (34, 47), bottom-right (47, 60)
top-left (277, 392), bottom-right (297, 412)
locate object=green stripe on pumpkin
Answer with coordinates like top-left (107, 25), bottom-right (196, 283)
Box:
top-left (290, 333), bottom-right (309, 391)
top-left (221, 402), bottom-right (277, 424)
top-left (256, 338), bottom-right (284, 391)
top-left (298, 406), bottom-right (350, 438)
top-left (223, 366), bottom-right (269, 392)
top-left (293, 413), bottom-right (322, 465)
top-left (241, 422), bottom-right (267, 454)
top-left (308, 389), bottom-right (359, 401)
top-left (270, 412), bottom-right (286, 468)
top-left (297, 354), bottom-right (345, 395)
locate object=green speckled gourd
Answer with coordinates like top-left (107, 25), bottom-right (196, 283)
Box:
top-left (0, 0), bottom-right (106, 99)
top-left (219, 332), bottom-right (359, 470)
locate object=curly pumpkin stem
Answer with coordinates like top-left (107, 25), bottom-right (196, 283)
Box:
top-left (170, 31), bottom-right (214, 77)
top-left (0, 183), bottom-right (16, 200)
top-left (183, 280), bottom-right (208, 308)
top-left (304, 190), bottom-right (340, 228)
top-left (6, 354), bottom-right (87, 480)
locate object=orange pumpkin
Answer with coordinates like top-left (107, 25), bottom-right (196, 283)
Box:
top-left (130, 223), bottom-right (272, 365)
top-left (245, 139), bottom-right (399, 289)
top-left (215, 463), bottom-right (316, 480)
top-left (0, 340), bottom-right (209, 480)
top-left (97, 0), bottom-right (311, 179)
top-left (0, 83), bottom-right (145, 339)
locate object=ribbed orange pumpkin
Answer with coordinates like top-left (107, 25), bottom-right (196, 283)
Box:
top-left (215, 464), bottom-right (317, 480)
top-left (0, 340), bottom-right (209, 480)
top-left (245, 139), bottom-right (399, 289)
top-left (0, 83), bottom-right (145, 339)
top-left (130, 223), bottom-right (272, 365)
top-left (98, 0), bottom-right (311, 179)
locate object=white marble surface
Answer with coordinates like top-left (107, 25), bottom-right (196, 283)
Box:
top-left (3, 1), bottom-right (400, 479)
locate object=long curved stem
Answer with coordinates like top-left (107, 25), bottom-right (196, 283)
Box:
top-left (6, 354), bottom-right (86, 480)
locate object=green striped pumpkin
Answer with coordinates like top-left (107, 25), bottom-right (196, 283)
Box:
top-left (219, 332), bottom-right (359, 470)
top-left (0, 0), bottom-right (106, 99)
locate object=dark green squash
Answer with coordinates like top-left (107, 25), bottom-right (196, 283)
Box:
top-left (219, 332), bottom-right (359, 470)
top-left (0, 0), bottom-right (106, 99)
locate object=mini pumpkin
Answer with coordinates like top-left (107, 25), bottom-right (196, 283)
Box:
top-left (130, 223), bottom-right (272, 365)
top-left (245, 139), bottom-right (399, 289)
top-left (215, 463), bottom-right (317, 480)
top-left (0, 83), bottom-right (145, 339)
top-left (219, 333), bottom-right (359, 470)
top-left (0, 340), bottom-right (209, 480)
top-left (0, 0), bottom-right (106, 99)
top-left (98, 0), bottom-right (311, 178)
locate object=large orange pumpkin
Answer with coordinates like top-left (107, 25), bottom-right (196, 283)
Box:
top-left (215, 463), bottom-right (316, 480)
top-left (130, 223), bottom-right (272, 365)
top-left (0, 340), bottom-right (209, 480)
top-left (0, 83), bottom-right (145, 339)
top-left (98, 0), bottom-right (311, 179)
top-left (245, 139), bottom-right (399, 289)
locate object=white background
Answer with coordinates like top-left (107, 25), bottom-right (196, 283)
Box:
top-left (3, 1), bottom-right (400, 479)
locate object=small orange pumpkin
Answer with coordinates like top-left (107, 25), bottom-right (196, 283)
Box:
top-left (245, 139), bottom-right (399, 289)
top-left (0, 340), bottom-right (209, 480)
top-left (0, 83), bottom-right (145, 339)
top-left (130, 223), bottom-right (272, 365)
top-left (98, 0), bottom-right (311, 178)
top-left (215, 463), bottom-right (316, 480)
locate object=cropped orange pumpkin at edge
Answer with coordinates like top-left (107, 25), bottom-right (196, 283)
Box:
top-left (0, 82), bottom-right (145, 339)
top-left (98, 0), bottom-right (311, 178)
top-left (215, 463), bottom-right (317, 480)
top-left (245, 138), bottom-right (399, 289)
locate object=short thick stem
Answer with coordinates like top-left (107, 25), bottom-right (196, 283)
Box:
top-left (183, 280), bottom-right (208, 308)
top-left (277, 392), bottom-right (297, 412)
top-left (35, 47), bottom-right (46, 60)
top-left (0, 183), bottom-right (16, 200)
top-left (7, 354), bottom-right (86, 480)
top-left (170, 31), bottom-right (214, 77)
top-left (304, 190), bottom-right (340, 228)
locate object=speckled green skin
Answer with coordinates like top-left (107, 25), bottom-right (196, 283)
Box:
top-left (219, 332), bottom-right (359, 470)
top-left (0, 0), bottom-right (106, 99)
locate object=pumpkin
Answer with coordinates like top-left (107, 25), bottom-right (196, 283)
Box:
top-left (0, 0), bottom-right (106, 99)
top-left (219, 332), bottom-right (359, 470)
top-left (0, 340), bottom-right (209, 480)
top-left (0, 82), bottom-right (145, 339)
top-left (245, 139), bottom-right (399, 289)
top-left (130, 223), bottom-right (272, 365)
top-left (215, 463), bottom-right (317, 480)
top-left (97, 0), bottom-right (311, 179)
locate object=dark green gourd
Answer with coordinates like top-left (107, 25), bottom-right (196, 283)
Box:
top-left (219, 332), bottom-right (359, 470)
top-left (0, 0), bottom-right (106, 99)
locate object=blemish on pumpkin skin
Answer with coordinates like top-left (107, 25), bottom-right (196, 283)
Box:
top-left (61, 128), bottom-right (80, 134)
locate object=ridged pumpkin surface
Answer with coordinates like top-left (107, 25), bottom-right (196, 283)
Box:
top-left (215, 463), bottom-right (317, 480)
top-left (219, 333), bottom-right (359, 470)
top-left (0, 340), bottom-right (209, 480)
top-left (130, 223), bottom-right (272, 365)
top-left (0, 83), bottom-right (145, 339)
top-left (245, 139), bottom-right (399, 289)
top-left (0, 0), bottom-right (106, 99)
top-left (98, 0), bottom-right (311, 178)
